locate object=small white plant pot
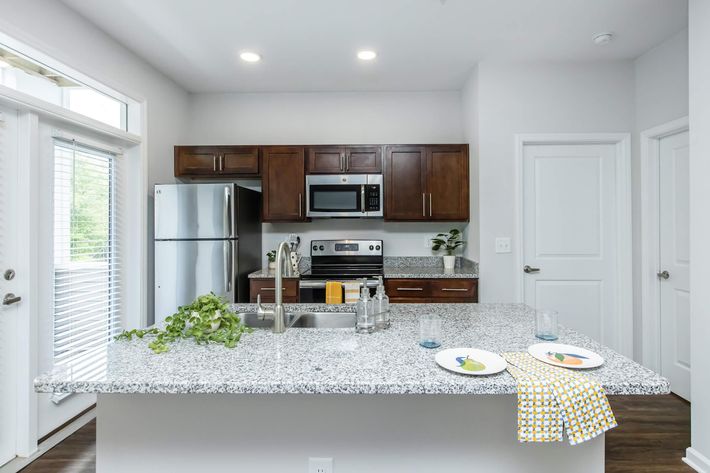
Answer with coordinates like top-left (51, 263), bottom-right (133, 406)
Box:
top-left (268, 261), bottom-right (276, 270)
top-left (443, 255), bottom-right (456, 269)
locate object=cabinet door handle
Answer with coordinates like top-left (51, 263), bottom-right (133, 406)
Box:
top-left (261, 287), bottom-right (286, 291)
top-left (299, 193), bottom-right (302, 218)
top-left (441, 288), bottom-right (468, 292)
top-left (340, 154), bottom-right (345, 172)
top-left (396, 287), bottom-right (424, 291)
top-left (213, 155), bottom-right (217, 172)
top-left (345, 153), bottom-right (350, 171)
top-left (523, 265), bottom-right (540, 274)
top-left (429, 193), bottom-right (432, 217)
top-left (220, 155), bottom-right (224, 172)
top-left (422, 193), bottom-right (426, 216)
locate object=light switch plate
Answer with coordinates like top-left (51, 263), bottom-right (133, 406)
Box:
top-left (495, 237), bottom-right (512, 254)
top-left (309, 457), bottom-right (333, 473)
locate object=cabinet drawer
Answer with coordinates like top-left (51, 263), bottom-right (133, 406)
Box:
top-left (384, 279), bottom-right (431, 299)
top-left (430, 279), bottom-right (477, 300)
top-left (249, 279), bottom-right (299, 303)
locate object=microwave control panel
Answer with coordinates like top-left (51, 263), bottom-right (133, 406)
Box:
top-left (364, 185), bottom-right (380, 211)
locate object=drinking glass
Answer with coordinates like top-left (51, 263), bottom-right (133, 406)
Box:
top-left (419, 313), bottom-right (442, 348)
top-left (535, 309), bottom-right (559, 341)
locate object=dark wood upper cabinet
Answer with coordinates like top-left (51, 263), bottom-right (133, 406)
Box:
top-left (385, 144), bottom-right (469, 222)
top-left (306, 146), bottom-right (345, 174)
top-left (174, 146), bottom-right (220, 176)
top-left (427, 145), bottom-right (469, 221)
top-left (306, 145), bottom-right (382, 174)
top-left (262, 146), bottom-right (306, 222)
top-left (384, 145), bottom-right (428, 221)
top-left (221, 147), bottom-right (259, 175)
top-left (346, 146), bottom-right (382, 173)
top-left (175, 146), bottom-right (259, 177)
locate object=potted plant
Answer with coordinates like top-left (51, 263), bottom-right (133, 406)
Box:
top-left (267, 250), bottom-right (277, 270)
top-left (431, 229), bottom-right (465, 269)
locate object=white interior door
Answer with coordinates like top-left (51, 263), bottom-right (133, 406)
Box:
top-left (522, 142), bottom-right (623, 350)
top-left (0, 105), bottom-right (20, 466)
top-left (659, 131), bottom-right (690, 401)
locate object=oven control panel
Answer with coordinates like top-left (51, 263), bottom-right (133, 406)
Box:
top-left (310, 239), bottom-right (383, 256)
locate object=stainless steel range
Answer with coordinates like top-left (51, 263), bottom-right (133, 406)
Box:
top-left (299, 239), bottom-right (383, 302)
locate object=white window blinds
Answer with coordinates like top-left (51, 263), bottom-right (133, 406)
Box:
top-left (53, 139), bottom-right (122, 378)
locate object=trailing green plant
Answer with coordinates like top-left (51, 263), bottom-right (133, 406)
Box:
top-left (266, 250), bottom-right (277, 263)
top-left (116, 293), bottom-right (252, 353)
top-left (431, 229), bottom-right (465, 256)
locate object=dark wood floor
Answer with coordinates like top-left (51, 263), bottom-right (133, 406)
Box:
top-left (606, 394), bottom-right (693, 472)
top-left (21, 395), bottom-right (691, 473)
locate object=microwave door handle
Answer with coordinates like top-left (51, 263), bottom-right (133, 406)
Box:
top-left (361, 185), bottom-right (366, 213)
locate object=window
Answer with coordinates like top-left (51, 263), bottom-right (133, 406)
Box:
top-left (0, 44), bottom-right (127, 130)
top-left (53, 140), bottom-right (122, 378)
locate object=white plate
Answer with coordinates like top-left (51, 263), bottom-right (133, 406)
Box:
top-left (528, 343), bottom-right (604, 369)
top-left (435, 348), bottom-right (507, 376)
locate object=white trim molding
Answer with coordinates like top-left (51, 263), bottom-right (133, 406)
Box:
top-left (514, 133), bottom-right (633, 357)
top-left (639, 117), bottom-right (690, 372)
top-left (685, 447), bottom-right (710, 473)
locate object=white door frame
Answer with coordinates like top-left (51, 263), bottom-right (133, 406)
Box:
top-left (640, 117), bottom-right (690, 372)
top-left (514, 133), bottom-right (633, 357)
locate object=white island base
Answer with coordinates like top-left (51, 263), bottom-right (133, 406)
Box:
top-left (97, 393), bottom-right (604, 473)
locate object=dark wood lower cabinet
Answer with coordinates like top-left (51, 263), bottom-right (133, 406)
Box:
top-left (249, 279), bottom-right (299, 303)
top-left (385, 278), bottom-right (478, 303)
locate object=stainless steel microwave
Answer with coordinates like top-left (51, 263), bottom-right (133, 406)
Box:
top-left (306, 174), bottom-right (383, 218)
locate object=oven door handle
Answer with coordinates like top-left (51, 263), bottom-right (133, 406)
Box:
top-left (299, 279), bottom-right (379, 289)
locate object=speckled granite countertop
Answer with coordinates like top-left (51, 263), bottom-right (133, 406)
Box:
top-left (34, 303), bottom-right (667, 396)
top-left (249, 257), bottom-right (479, 279)
top-left (248, 268), bottom-right (300, 279)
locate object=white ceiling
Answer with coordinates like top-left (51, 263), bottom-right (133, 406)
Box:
top-left (60, 0), bottom-right (688, 93)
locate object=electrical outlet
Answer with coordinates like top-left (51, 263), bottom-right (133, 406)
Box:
top-left (308, 457), bottom-right (333, 473)
top-left (495, 237), bottom-right (512, 254)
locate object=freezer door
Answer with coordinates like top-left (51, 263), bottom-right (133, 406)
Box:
top-left (154, 240), bottom-right (236, 325)
top-left (155, 184), bottom-right (235, 240)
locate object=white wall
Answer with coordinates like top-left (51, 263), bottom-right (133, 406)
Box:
top-left (687, 1), bottom-right (710, 470)
top-left (632, 30), bottom-right (689, 361)
top-left (472, 60), bottom-right (635, 302)
top-left (186, 91), bottom-right (469, 264)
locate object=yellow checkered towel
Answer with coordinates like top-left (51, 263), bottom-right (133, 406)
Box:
top-left (503, 352), bottom-right (617, 445)
top-left (325, 281), bottom-right (343, 304)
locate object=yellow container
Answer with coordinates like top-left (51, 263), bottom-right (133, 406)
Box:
top-left (325, 281), bottom-right (343, 304)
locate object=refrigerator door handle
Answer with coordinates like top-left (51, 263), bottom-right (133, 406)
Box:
top-left (224, 240), bottom-right (233, 293)
top-left (224, 185), bottom-right (233, 238)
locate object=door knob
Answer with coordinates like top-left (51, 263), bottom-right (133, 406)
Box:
top-left (523, 265), bottom-right (540, 274)
top-left (657, 270), bottom-right (670, 280)
top-left (3, 293), bottom-right (21, 305)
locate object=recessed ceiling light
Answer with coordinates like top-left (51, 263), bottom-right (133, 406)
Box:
top-left (357, 50), bottom-right (377, 61)
top-left (240, 51), bottom-right (261, 63)
top-left (593, 32), bottom-right (614, 46)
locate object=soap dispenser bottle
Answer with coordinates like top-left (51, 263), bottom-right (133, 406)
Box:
top-left (355, 279), bottom-right (376, 334)
top-left (373, 276), bottom-right (390, 330)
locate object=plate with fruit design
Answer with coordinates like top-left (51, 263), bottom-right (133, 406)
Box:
top-left (435, 348), bottom-right (507, 376)
top-left (528, 343), bottom-right (604, 369)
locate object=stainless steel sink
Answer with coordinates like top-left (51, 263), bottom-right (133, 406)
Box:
top-left (238, 311), bottom-right (356, 329)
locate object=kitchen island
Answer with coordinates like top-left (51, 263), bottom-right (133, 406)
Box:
top-left (35, 303), bottom-right (668, 473)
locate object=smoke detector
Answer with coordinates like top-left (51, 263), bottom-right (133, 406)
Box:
top-left (593, 32), bottom-right (614, 46)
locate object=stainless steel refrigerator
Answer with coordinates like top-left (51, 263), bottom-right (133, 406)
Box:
top-left (154, 183), bottom-right (261, 324)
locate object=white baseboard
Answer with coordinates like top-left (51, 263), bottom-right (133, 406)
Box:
top-left (0, 407), bottom-right (96, 473)
top-left (685, 447), bottom-right (710, 473)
